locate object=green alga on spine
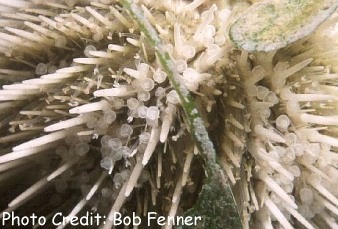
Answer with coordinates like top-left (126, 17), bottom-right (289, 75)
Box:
top-left (120, 0), bottom-right (242, 227)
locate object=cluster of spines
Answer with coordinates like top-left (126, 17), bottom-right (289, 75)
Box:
top-left (0, 0), bottom-right (231, 228)
top-left (227, 31), bottom-right (338, 228)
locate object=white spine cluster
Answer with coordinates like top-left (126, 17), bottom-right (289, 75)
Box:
top-left (0, 0), bottom-right (231, 228)
top-left (228, 23), bottom-right (338, 227)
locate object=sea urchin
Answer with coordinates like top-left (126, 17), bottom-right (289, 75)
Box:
top-left (0, 0), bottom-right (338, 229)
